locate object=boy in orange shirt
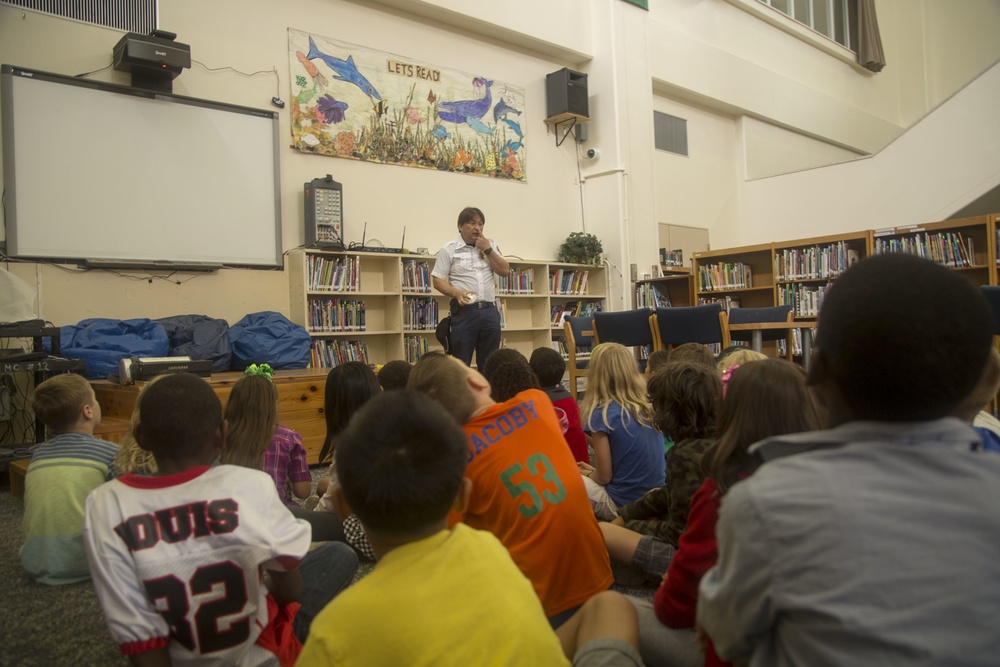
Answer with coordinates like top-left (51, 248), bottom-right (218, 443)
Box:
top-left (409, 352), bottom-right (613, 627)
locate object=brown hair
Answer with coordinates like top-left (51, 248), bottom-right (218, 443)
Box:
top-left (31, 373), bottom-right (94, 434)
top-left (113, 376), bottom-right (163, 476)
top-left (647, 361), bottom-right (721, 440)
top-left (221, 375), bottom-right (278, 469)
top-left (668, 343), bottom-right (715, 368)
top-left (645, 349), bottom-right (672, 376)
top-left (407, 351), bottom-right (479, 424)
top-left (702, 358), bottom-right (821, 494)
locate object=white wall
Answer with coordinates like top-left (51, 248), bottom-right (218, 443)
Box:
top-left (2, 0), bottom-right (999, 325)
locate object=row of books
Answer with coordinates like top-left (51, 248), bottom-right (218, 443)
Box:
top-left (497, 299), bottom-right (508, 328)
top-left (404, 335), bottom-right (430, 363)
top-left (775, 241), bottom-right (860, 281)
top-left (308, 298), bottom-right (366, 332)
top-left (404, 297), bottom-right (438, 330)
top-left (660, 248), bottom-right (684, 267)
top-left (697, 262), bottom-right (753, 292)
top-left (308, 255), bottom-right (360, 292)
top-left (548, 269), bottom-right (590, 295)
top-left (552, 339), bottom-right (592, 357)
top-left (777, 283), bottom-right (830, 318)
top-left (402, 259), bottom-right (432, 293)
top-left (777, 329), bottom-right (805, 357)
top-left (872, 232), bottom-right (975, 268)
top-left (496, 267), bottom-right (535, 295)
top-left (636, 283), bottom-right (672, 308)
top-left (310, 339), bottom-right (369, 368)
top-left (550, 300), bottom-right (603, 326)
top-left (698, 295), bottom-right (742, 311)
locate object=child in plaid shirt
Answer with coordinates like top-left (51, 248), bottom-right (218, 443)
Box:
top-left (221, 366), bottom-right (311, 506)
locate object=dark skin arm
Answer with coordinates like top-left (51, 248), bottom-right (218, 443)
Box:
top-left (267, 567), bottom-right (304, 606)
top-left (129, 648), bottom-right (172, 667)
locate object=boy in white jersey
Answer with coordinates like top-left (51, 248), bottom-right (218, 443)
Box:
top-left (83, 373), bottom-right (357, 666)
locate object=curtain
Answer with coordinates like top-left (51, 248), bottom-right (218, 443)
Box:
top-left (857, 0), bottom-right (886, 73)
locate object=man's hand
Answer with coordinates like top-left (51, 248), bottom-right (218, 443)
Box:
top-left (474, 236), bottom-right (491, 252)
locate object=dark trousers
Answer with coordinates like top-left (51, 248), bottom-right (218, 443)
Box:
top-left (449, 300), bottom-right (501, 368)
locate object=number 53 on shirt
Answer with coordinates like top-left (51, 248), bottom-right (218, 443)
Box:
top-left (500, 453), bottom-right (567, 518)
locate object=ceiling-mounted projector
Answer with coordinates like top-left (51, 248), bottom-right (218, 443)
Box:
top-left (113, 30), bottom-right (190, 93)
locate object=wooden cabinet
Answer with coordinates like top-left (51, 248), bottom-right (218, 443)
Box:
top-left (94, 369), bottom-right (331, 464)
top-left (287, 250), bottom-right (606, 366)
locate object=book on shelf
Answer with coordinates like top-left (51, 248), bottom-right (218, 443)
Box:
top-left (404, 335), bottom-right (431, 363)
top-left (872, 232), bottom-right (975, 269)
top-left (308, 298), bottom-right (366, 332)
top-left (776, 283), bottom-right (831, 318)
top-left (697, 262), bottom-right (753, 291)
top-left (774, 241), bottom-right (859, 281)
top-left (549, 269), bottom-right (590, 295)
top-left (660, 248), bottom-right (684, 267)
top-left (698, 295), bottom-right (741, 311)
top-left (496, 267), bottom-right (535, 295)
top-left (308, 255), bottom-right (360, 291)
top-left (637, 283), bottom-right (672, 308)
top-left (497, 299), bottom-right (508, 328)
top-left (401, 259), bottom-right (432, 293)
top-left (311, 339), bottom-right (368, 368)
top-left (403, 296), bottom-right (438, 330)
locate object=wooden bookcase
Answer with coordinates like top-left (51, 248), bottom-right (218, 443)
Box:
top-left (872, 215), bottom-right (995, 288)
top-left (634, 268), bottom-right (695, 309)
top-left (287, 250), bottom-right (606, 367)
top-left (692, 242), bottom-right (775, 311)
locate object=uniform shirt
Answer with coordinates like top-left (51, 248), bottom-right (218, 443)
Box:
top-left (584, 402), bottom-right (666, 507)
top-left (298, 524), bottom-right (570, 667)
top-left (431, 236), bottom-right (502, 303)
top-left (21, 432), bottom-right (118, 585)
top-left (83, 465), bottom-right (311, 666)
top-left (262, 425), bottom-right (310, 506)
top-left (698, 418), bottom-right (1000, 667)
top-left (456, 388), bottom-right (614, 617)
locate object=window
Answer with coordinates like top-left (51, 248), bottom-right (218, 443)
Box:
top-left (654, 112), bottom-right (688, 156)
top-left (757, 0), bottom-right (857, 50)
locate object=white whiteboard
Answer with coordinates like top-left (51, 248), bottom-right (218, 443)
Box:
top-left (1, 65), bottom-right (282, 267)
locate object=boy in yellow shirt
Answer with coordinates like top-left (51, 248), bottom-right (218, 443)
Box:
top-left (298, 390), bottom-right (642, 666)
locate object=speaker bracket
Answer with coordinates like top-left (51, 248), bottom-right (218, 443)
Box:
top-left (545, 113), bottom-right (588, 147)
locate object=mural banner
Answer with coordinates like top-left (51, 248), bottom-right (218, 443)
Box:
top-left (288, 28), bottom-right (526, 182)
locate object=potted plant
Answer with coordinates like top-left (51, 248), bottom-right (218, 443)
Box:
top-left (557, 232), bottom-right (603, 265)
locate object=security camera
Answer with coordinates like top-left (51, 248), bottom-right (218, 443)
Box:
top-left (585, 148), bottom-right (600, 160)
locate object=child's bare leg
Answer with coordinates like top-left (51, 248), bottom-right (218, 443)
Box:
top-left (316, 476), bottom-right (330, 497)
top-left (555, 590), bottom-right (640, 659)
top-left (599, 522), bottom-right (644, 564)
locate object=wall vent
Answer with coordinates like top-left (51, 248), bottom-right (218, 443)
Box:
top-left (1, 0), bottom-right (158, 35)
top-left (654, 111), bottom-right (688, 157)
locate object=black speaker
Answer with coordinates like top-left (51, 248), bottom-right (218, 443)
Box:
top-left (546, 68), bottom-right (589, 119)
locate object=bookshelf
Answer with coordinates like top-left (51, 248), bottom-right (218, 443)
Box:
top-left (287, 250), bottom-right (606, 367)
top-left (873, 215), bottom-right (994, 287)
top-left (693, 242), bottom-right (775, 312)
top-left (634, 269), bottom-right (695, 310)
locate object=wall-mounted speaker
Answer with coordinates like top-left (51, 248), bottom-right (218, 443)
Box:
top-left (546, 68), bottom-right (589, 119)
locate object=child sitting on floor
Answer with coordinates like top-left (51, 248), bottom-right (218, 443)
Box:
top-left (220, 364), bottom-right (311, 507)
top-left (298, 389), bottom-right (644, 667)
top-left (83, 373), bottom-right (357, 666)
top-left (578, 343), bottom-right (666, 520)
top-left (376, 359), bottom-right (412, 391)
top-left (600, 360), bottom-right (722, 586)
top-left (530, 346), bottom-right (589, 463)
top-left (21, 373), bottom-right (118, 585)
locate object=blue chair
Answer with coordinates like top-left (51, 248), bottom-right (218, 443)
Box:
top-left (563, 315), bottom-right (594, 397)
top-left (650, 304), bottom-right (729, 353)
top-left (592, 308), bottom-right (653, 372)
top-left (980, 286), bottom-right (1000, 335)
top-left (726, 305), bottom-right (795, 360)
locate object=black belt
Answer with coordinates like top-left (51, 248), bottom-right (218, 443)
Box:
top-left (451, 299), bottom-right (496, 311)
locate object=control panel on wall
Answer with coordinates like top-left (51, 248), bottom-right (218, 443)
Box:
top-left (305, 174), bottom-right (344, 249)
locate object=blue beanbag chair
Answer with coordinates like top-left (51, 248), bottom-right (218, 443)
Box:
top-left (156, 314), bottom-right (232, 373)
top-left (60, 318), bottom-right (169, 379)
top-left (229, 311), bottom-right (311, 371)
